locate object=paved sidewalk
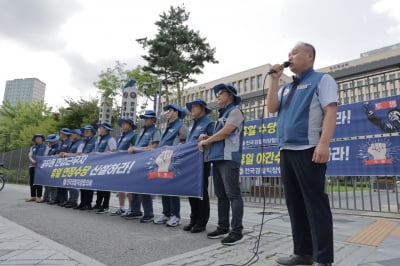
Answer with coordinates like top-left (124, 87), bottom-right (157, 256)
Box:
top-left (1, 185), bottom-right (400, 265)
top-left (0, 215), bottom-right (106, 266)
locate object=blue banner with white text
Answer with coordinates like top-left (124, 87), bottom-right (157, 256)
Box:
top-left (34, 143), bottom-right (204, 198)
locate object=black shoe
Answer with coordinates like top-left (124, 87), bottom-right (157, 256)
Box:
top-left (74, 203), bottom-right (83, 210)
top-left (140, 216), bottom-right (154, 223)
top-left (207, 227), bottom-right (230, 239)
top-left (276, 255), bottom-right (313, 265)
top-left (96, 208), bottom-right (109, 214)
top-left (191, 225), bottom-right (206, 233)
top-left (124, 213), bottom-right (142, 220)
top-left (65, 203), bottom-right (77, 208)
top-left (79, 205), bottom-right (90, 211)
top-left (183, 223), bottom-right (195, 231)
top-left (221, 232), bottom-right (243, 245)
top-left (313, 263), bottom-right (332, 266)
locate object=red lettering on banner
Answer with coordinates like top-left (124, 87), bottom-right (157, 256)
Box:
top-left (148, 172), bottom-right (174, 179)
top-left (364, 159), bottom-right (393, 165)
top-left (374, 100), bottom-right (397, 110)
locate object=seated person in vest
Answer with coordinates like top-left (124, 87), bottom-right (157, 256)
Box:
top-left (183, 99), bottom-right (214, 233)
top-left (127, 110), bottom-right (161, 223)
top-left (27, 134), bottom-right (49, 202)
top-left (106, 117), bottom-right (137, 215)
top-left (93, 122), bottom-right (117, 213)
top-left (153, 104), bottom-right (187, 227)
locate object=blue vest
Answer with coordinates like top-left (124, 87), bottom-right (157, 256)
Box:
top-left (69, 139), bottom-right (83, 153)
top-left (82, 136), bottom-right (96, 153)
top-left (116, 129), bottom-right (137, 151)
top-left (135, 125), bottom-right (159, 147)
top-left (95, 134), bottom-right (113, 152)
top-left (208, 103), bottom-right (243, 163)
top-left (186, 115), bottom-right (214, 144)
top-left (59, 139), bottom-right (72, 153)
top-left (159, 119), bottom-right (185, 147)
top-left (30, 144), bottom-right (47, 167)
top-left (48, 143), bottom-right (60, 156)
top-left (277, 68), bottom-right (324, 147)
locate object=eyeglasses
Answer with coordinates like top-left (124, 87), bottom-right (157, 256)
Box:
top-left (217, 90), bottom-right (229, 97)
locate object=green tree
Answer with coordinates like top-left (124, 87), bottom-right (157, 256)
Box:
top-left (0, 100), bottom-right (56, 150)
top-left (57, 98), bottom-right (100, 130)
top-left (137, 5), bottom-right (218, 106)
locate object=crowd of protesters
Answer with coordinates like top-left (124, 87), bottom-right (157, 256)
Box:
top-left (26, 83), bottom-right (245, 246)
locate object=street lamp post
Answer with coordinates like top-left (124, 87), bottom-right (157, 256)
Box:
top-left (141, 71), bottom-right (182, 115)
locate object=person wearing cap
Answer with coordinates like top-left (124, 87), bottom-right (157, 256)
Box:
top-left (27, 134), bottom-right (49, 202)
top-left (183, 99), bottom-right (214, 233)
top-left (62, 129), bottom-right (85, 209)
top-left (54, 128), bottom-right (72, 206)
top-left (39, 134), bottom-right (61, 204)
top-left (126, 110), bottom-right (161, 222)
top-left (153, 104), bottom-right (188, 227)
top-left (198, 83), bottom-right (245, 245)
top-left (102, 117), bottom-right (137, 215)
top-left (77, 125), bottom-right (98, 210)
top-left (93, 121), bottom-right (117, 214)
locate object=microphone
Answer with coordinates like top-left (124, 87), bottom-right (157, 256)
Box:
top-left (267, 61), bottom-right (291, 75)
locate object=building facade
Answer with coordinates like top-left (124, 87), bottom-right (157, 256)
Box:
top-left (160, 43), bottom-right (400, 122)
top-left (3, 78), bottom-right (46, 105)
top-left (318, 43), bottom-right (400, 106)
top-left (160, 63), bottom-right (292, 120)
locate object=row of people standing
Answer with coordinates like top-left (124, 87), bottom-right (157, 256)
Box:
top-left (27, 82), bottom-right (245, 246)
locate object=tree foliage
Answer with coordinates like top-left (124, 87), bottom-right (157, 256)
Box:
top-left (56, 98), bottom-right (100, 130)
top-left (0, 100), bottom-right (56, 150)
top-left (137, 5), bottom-right (218, 105)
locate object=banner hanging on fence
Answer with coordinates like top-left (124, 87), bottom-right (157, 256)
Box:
top-left (34, 143), bottom-right (204, 198)
top-left (334, 95), bottom-right (400, 138)
top-left (240, 135), bottom-right (400, 177)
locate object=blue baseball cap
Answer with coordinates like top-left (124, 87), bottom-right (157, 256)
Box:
top-left (83, 125), bottom-right (96, 135)
top-left (139, 110), bottom-right (157, 119)
top-left (163, 104), bottom-right (186, 119)
top-left (96, 121), bottom-right (113, 131)
top-left (59, 128), bottom-right (72, 135)
top-left (71, 128), bottom-right (83, 136)
top-left (32, 134), bottom-right (45, 143)
top-left (46, 134), bottom-right (60, 142)
top-left (186, 98), bottom-right (212, 115)
top-left (117, 117), bottom-right (137, 130)
top-left (213, 83), bottom-right (241, 105)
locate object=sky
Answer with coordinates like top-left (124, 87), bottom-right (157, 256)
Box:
top-left (0, 0), bottom-right (400, 110)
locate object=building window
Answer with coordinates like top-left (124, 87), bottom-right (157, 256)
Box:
top-left (250, 76), bottom-right (255, 91)
top-left (244, 79), bottom-right (249, 92)
top-left (238, 80), bottom-right (242, 93)
top-left (257, 75), bottom-right (262, 89)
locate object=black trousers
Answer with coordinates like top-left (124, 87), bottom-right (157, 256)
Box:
top-left (188, 162), bottom-right (211, 227)
top-left (29, 167), bottom-right (42, 197)
top-left (96, 191), bottom-right (110, 209)
top-left (280, 148), bottom-right (333, 264)
top-left (80, 189), bottom-right (94, 206)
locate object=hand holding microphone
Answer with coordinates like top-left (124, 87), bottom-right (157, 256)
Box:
top-left (267, 61), bottom-right (291, 75)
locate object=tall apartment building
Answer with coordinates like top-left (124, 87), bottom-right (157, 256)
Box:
top-left (3, 78), bottom-right (46, 105)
